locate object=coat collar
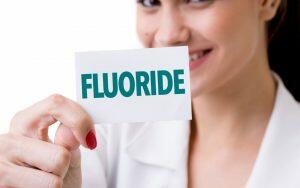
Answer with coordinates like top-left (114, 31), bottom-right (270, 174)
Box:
top-left (126, 120), bottom-right (190, 170)
top-left (126, 74), bottom-right (300, 187)
top-left (246, 75), bottom-right (300, 187)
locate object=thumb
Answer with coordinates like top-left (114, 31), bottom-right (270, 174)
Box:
top-left (54, 124), bottom-right (82, 185)
top-left (54, 124), bottom-right (80, 151)
top-left (63, 149), bottom-right (82, 188)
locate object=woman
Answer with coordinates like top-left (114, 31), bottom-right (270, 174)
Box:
top-left (0, 0), bottom-right (299, 187)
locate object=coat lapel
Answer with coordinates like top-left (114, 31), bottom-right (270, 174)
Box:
top-left (125, 120), bottom-right (190, 188)
top-left (246, 76), bottom-right (300, 188)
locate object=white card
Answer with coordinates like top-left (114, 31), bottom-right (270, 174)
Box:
top-left (75, 46), bottom-right (192, 123)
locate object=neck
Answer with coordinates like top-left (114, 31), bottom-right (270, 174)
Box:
top-left (191, 52), bottom-right (277, 148)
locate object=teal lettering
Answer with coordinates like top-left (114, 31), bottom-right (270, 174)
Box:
top-left (93, 74), bottom-right (104, 98)
top-left (103, 72), bottom-right (118, 98)
top-left (119, 71), bottom-right (135, 97)
top-left (81, 74), bottom-right (92, 99)
top-left (173, 69), bottom-right (185, 94)
top-left (157, 70), bottom-right (173, 95)
top-left (136, 71), bottom-right (151, 96)
top-left (150, 71), bottom-right (157, 95)
top-left (80, 69), bottom-right (186, 99)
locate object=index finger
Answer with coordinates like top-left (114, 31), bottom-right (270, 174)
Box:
top-left (10, 94), bottom-right (97, 150)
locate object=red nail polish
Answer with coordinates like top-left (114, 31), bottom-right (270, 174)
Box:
top-left (86, 131), bottom-right (97, 150)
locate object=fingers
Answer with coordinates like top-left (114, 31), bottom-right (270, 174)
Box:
top-left (1, 94), bottom-right (88, 188)
top-left (0, 160), bottom-right (62, 188)
top-left (10, 94), bottom-right (97, 150)
top-left (0, 134), bottom-right (71, 177)
top-left (55, 124), bottom-right (80, 151)
top-left (62, 149), bottom-right (82, 187)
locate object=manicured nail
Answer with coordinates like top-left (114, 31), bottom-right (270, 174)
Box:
top-left (86, 130), bottom-right (97, 150)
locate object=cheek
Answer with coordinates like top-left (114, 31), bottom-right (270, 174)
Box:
top-left (189, 1), bottom-right (260, 94)
top-left (136, 12), bottom-right (158, 47)
top-left (215, 9), bottom-right (259, 77)
top-left (199, 6), bottom-right (257, 57)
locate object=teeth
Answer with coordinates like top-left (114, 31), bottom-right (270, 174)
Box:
top-left (190, 54), bottom-right (198, 61)
top-left (189, 51), bottom-right (205, 61)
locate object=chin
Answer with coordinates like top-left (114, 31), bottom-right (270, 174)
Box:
top-left (190, 81), bottom-right (205, 99)
top-left (190, 74), bottom-right (220, 98)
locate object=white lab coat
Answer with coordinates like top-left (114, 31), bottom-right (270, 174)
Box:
top-left (81, 74), bottom-right (300, 188)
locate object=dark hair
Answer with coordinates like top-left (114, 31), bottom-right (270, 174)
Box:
top-left (268, 0), bottom-right (300, 101)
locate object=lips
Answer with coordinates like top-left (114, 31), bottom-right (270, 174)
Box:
top-left (189, 48), bottom-right (213, 71)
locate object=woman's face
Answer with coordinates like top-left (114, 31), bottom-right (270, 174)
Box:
top-left (136, 0), bottom-right (275, 97)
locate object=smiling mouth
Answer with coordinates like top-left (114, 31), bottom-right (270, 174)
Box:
top-left (189, 48), bottom-right (213, 71)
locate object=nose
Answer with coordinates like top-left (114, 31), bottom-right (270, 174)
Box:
top-left (154, 8), bottom-right (190, 47)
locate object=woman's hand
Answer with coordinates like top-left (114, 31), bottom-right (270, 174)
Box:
top-left (0, 94), bottom-right (97, 188)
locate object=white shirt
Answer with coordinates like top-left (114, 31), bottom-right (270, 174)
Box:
top-left (81, 75), bottom-right (300, 188)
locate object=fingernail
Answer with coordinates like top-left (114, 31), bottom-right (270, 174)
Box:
top-left (86, 130), bottom-right (97, 150)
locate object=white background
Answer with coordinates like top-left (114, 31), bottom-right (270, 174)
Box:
top-left (0, 0), bottom-right (140, 134)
